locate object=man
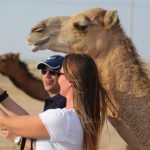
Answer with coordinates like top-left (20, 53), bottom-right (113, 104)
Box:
top-left (37, 55), bottom-right (66, 111)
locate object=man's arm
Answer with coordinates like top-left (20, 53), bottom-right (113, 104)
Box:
top-left (0, 90), bottom-right (28, 115)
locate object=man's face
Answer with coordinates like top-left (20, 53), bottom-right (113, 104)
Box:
top-left (41, 67), bottom-right (60, 93)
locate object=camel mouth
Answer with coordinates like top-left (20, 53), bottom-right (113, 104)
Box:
top-left (28, 36), bottom-right (50, 52)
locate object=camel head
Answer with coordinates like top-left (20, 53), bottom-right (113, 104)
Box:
top-left (28, 8), bottom-right (119, 57)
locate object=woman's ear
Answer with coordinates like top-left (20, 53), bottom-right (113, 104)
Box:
top-left (68, 81), bottom-right (72, 87)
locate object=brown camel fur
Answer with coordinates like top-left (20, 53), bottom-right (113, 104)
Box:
top-left (28, 8), bottom-right (150, 150)
top-left (0, 53), bottom-right (48, 101)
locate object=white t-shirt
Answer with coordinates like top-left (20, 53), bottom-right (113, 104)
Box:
top-left (36, 108), bottom-right (83, 150)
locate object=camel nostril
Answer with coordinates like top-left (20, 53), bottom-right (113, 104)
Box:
top-left (34, 42), bottom-right (38, 46)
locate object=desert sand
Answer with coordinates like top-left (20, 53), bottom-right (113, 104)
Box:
top-left (0, 61), bottom-right (149, 150)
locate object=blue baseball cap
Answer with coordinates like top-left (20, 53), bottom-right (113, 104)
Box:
top-left (37, 55), bottom-right (64, 72)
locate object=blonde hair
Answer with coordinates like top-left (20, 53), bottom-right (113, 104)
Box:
top-left (62, 54), bottom-right (107, 150)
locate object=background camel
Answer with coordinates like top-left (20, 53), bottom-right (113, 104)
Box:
top-left (0, 53), bottom-right (48, 101)
top-left (28, 8), bottom-right (150, 150)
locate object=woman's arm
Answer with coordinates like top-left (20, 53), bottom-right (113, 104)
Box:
top-left (0, 109), bottom-right (49, 139)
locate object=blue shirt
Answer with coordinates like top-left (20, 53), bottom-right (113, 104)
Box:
top-left (43, 94), bottom-right (66, 111)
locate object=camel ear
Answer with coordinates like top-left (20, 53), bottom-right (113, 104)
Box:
top-left (104, 10), bottom-right (118, 29)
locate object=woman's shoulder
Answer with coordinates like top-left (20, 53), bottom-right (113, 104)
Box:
top-left (39, 108), bottom-right (74, 120)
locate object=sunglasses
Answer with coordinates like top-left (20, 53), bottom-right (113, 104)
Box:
top-left (41, 68), bottom-right (64, 76)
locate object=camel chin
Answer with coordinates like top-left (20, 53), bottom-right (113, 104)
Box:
top-left (30, 45), bottom-right (39, 52)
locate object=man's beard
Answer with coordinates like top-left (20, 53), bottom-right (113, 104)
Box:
top-left (46, 85), bottom-right (60, 94)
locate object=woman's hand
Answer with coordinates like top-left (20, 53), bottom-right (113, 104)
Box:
top-left (0, 109), bottom-right (21, 144)
top-left (1, 128), bottom-right (16, 141)
top-left (0, 109), bottom-right (11, 139)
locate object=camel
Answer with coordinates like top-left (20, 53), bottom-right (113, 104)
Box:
top-left (27, 8), bottom-right (150, 150)
top-left (0, 53), bottom-right (48, 101)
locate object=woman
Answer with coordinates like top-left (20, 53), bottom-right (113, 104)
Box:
top-left (0, 53), bottom-right (107, 150)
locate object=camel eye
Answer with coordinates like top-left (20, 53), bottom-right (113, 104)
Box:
top-left (73, 23), bottom-right (88, 32)
top-left (31, 23), bottom-right (46, 32)
top-left (32, 27), bottom-right (44, 32)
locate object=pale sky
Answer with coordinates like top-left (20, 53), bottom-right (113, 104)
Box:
top-left (0, 0), bottom-right (150, 61)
